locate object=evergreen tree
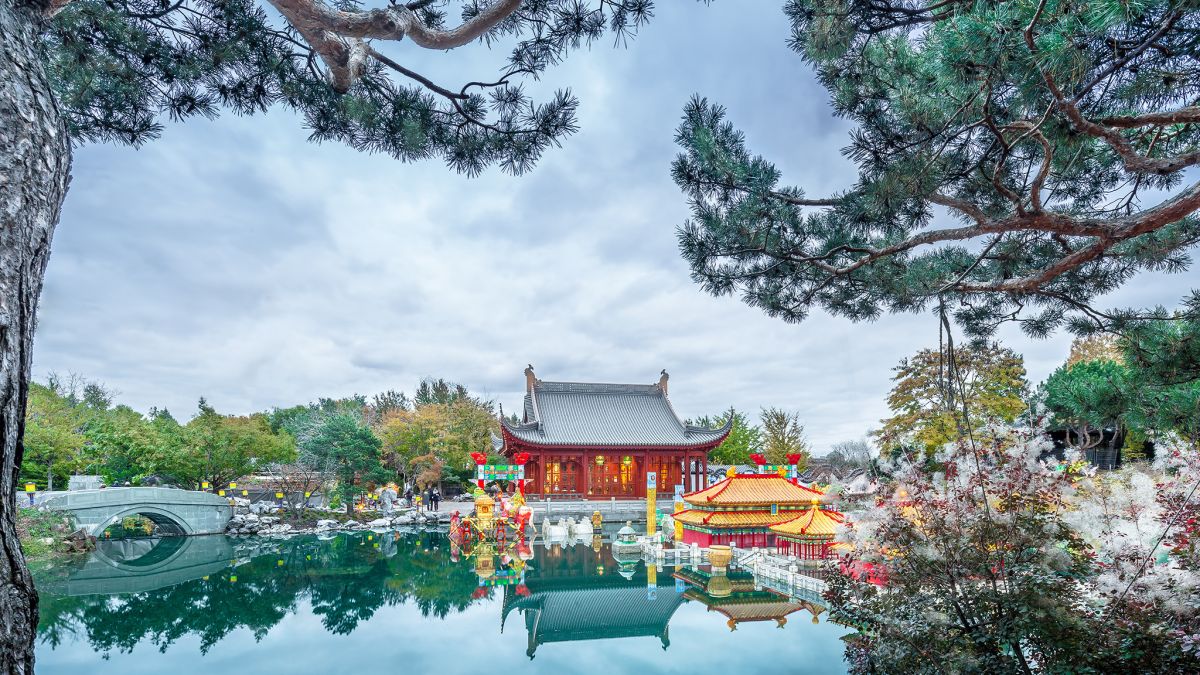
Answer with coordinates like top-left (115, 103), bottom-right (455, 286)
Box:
top-left (694, 408), bottom-right (761, 465)
top-left (0, 0), bottom-right (661, 665)
top-left (310, 413), bottom-right (385, 514)
top-left (673, 1), bottom-right (1200, 342)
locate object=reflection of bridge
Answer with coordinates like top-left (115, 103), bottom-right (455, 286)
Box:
top-left (38, 535), bottom-right (235, 596)
top-left (40, 487), bottom-right (233, 537)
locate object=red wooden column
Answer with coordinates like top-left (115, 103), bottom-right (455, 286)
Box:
top-left (686, 449), bottom-right (696, 492)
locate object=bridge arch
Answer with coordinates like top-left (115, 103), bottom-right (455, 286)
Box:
top-left (92, 506), bottom-right (193, 539)
top-left (41, 487), bottom-right (233, 537)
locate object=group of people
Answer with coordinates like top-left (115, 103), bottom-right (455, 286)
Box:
top-left (394, 485), bottom-right (442, 511)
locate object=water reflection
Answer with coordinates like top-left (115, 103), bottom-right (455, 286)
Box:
top-left (33, 533), bottom-right (845, 673)
top-left (499, 541), bottom-right (685, 657)
top-left (36, 531), bottom-right (479, 655)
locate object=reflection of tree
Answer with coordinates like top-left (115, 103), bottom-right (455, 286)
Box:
top-left (35, 533), bottom-right (483, 655)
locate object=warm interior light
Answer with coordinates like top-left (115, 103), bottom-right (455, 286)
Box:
top-left (595, 455), bottom-right (604, 465)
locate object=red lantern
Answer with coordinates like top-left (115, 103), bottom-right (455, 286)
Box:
top-left (470, 452), bottom-right (488, 465)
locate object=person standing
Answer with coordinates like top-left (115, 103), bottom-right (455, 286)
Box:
top-left (381, 486), bottom-right (396, 515)
top-left (432, 489), bottom-right (440, 512)
top-left (425, 487), bottom-right (433, 511)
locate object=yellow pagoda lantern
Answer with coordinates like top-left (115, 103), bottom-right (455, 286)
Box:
top-left (474, 493), bottom-right (495, 531)
top-left (474, 542), bottom-right (496, 579)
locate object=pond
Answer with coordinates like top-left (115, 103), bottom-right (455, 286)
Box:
top-left (31, 532), bottom-right (850, 674)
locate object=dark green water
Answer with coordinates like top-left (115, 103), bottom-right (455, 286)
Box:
top-left (31, 532), bottom-right (849, 674)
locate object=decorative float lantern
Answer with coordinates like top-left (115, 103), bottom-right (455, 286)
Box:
top-left (786, 454), bottom-right (804, 483)
top-left (474, 492), bottom-right (496, 532)
top-left (708, 544), bottom-right (733, 571)
top-left (512, 451), bottom-right (531, 496)
top-left (612, 521), bottom-right (642, 562)
top-left (769, 497), bottom-right (844, 561)
top-left (470, 451), bottom-right (488, 491)
top-left (474, 542), bottom-right (496, 580)
top-left (676, 470), bottom-right (827, 548)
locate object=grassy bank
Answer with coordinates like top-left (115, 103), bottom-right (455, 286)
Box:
top-left (16, 504), bottom-right (72, 557)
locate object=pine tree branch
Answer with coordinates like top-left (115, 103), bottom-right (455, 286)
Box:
top-left (367, 47), bottom-right (467, 100)
top-left (266, 0), bottom-right (366, 93)
top-left (955, 180), bottom-right (1200, 293)
top-left (1095, 106), bottom-right (1200, 129)
top-left (1023, 3), bottom-right (1200, 175)
top-left (266, 0), bottom-right (521, 47)
top-left (1071, 9), bottom-right (1185, 105)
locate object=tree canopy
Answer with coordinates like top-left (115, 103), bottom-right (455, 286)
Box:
top-left (45, 0), bottom-right (661, 176)
top-left (692, 408), bottom-right (761, 465)
top-left (674, 0), bottom-right (1200, 340)
top-left (759, 406), bottom-right (809, 466)
top-left (1041, 319), bottom-right (1200, 454)
top-left (876, 343), bottom-right (1028, 454)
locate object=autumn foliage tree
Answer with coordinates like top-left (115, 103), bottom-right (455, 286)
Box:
top-left (378, 380), bottom-right (498, 490)
top-left (759, 407), bottom-right (809, 466)
top-left (876, 344), bottom-right (1028, 455)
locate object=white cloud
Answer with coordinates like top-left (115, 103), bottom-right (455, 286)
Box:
top-left (32, 1), bottom-right (1200, 454)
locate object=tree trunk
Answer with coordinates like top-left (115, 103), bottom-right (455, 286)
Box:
top-left (1, 1), bottom-right (72, 673)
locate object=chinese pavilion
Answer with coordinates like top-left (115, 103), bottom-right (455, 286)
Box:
top-left (675, 471), bottom-right (828, 548)
top-left (769, 500), bottom-right (845, 560)
top-left (496, 366), bottom-right (731, 499)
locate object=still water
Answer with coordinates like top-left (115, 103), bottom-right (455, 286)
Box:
top-left (31, 532), bottom-right (850, 674)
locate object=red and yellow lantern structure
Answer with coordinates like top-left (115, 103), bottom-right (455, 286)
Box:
top-left (674, 471), bottom-right (828, 548)
top-left (769, 498), bottom-right (845, 560)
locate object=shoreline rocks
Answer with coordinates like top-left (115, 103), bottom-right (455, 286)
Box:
top-left (224, 507), bottom-right (454, 537)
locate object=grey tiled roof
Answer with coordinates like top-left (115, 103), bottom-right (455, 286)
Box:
top-left (500, 379), bottom-right (731, 448)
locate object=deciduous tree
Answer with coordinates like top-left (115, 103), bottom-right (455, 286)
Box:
top-left (151, 400), bottom-right (296, 489)
top-left (759, 407), bottom-right (808, 466)
top-left (876, 344), bottom-right (1028, 455)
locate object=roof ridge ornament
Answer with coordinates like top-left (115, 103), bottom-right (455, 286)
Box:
top-left (658, 369), bottom-right (668, 395)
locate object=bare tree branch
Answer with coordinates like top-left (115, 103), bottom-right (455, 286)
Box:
top-left (266, 0), bottom-right (521, 47)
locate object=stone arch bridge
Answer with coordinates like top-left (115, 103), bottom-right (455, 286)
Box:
top-left (41, 487), bottom-right (233, 537)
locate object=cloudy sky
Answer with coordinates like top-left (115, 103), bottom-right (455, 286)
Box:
top-left (32, 1), bottom-right (1197, 453)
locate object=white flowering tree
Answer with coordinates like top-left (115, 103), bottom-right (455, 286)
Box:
top-left (828, 426), bottom-right (1200, 673)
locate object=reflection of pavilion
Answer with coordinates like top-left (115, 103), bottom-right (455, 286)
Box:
top-left (501, 544), bottom-right (684, 658)
top-left (673, 566), bottom-right (826, 631)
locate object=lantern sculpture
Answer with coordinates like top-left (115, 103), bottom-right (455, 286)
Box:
top-left (470, 452), bottom-right (488, 491)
